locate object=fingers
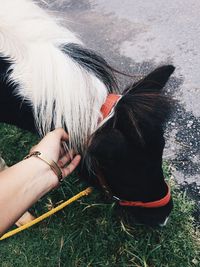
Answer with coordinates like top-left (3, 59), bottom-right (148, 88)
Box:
top-left (61, 131), bottom-right (69, 142)
top-left (61, 155), bottom-right (81, 178)
top-left (58, 153), bottom-right (72, 168)
top-left (53, 128), bottom-right (69, 142)
top-left (60, 146), bottom-right (65, 158)
top-left (60, 141), bottom-right (72, 157)
top-left (59, 142), bottom-right (74, 164)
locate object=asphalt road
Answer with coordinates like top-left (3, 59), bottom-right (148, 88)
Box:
top-left (44, 0), bottom-right (200, 207)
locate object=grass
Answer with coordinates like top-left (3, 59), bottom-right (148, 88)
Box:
top-left (0, 123), bottom-right (199, 267)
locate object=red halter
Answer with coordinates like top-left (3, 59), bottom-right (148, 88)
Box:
top-left (118, 183), bottom-right (171, 208)
top-left (100, 94), bottom-right (171, 208)
top-left (100, 94), bottom-right (122, 119)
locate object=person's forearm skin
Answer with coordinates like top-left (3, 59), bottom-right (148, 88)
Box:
top-left (0, 157), bottom-right (57, 235)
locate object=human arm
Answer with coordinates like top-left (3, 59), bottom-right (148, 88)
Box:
top-left (0, 128), bottom-right (81, 235)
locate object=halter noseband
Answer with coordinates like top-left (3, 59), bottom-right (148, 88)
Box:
top-left (117, 183), bottom-right (171, 208)
top-left (99, 94), bottom-right (171, 208)
top-left (99, 176), bottom-right (171, 209)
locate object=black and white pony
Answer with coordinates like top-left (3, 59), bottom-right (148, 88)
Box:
top-left (0, 0), bottom-right (174, 226)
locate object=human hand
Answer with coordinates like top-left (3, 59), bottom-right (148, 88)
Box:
top-left (31, 128), bottom-right (81, 184)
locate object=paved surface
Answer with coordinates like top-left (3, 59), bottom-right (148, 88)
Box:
top-left (45, 0), bottom-right (200, 207)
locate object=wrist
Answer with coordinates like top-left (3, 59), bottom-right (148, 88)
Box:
top-left (24, 150), bottom-right (63, 184)
top-left (24, 157), bottom-right (59, 191)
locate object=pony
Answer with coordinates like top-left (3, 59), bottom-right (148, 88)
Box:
top-left (0, 0), bottom-right (174, 226)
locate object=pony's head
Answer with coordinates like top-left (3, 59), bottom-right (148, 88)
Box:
top-left (80, 65), bottom-right (175, 226)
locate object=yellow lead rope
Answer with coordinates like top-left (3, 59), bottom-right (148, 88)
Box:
top-left (0, 187), bottom-right (93, 241)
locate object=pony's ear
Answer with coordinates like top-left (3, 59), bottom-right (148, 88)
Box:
top-left (125, 65), bottom-right (175, 94)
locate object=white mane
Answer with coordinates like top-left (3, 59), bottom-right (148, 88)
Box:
top-left (0, 0), bottom-right (107, 152)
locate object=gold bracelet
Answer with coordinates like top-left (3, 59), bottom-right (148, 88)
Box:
top-left (24, 151), bottom-right (63, 183)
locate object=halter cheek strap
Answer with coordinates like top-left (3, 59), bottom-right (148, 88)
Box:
top-left (100, 93), bottom-right (122, 119)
